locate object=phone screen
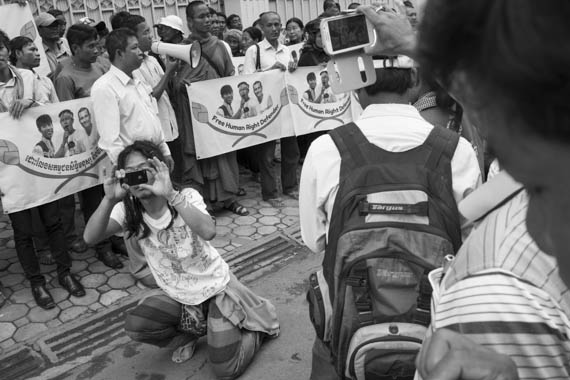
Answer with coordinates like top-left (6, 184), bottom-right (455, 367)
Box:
top-left (328, 14), bottom-right (370, 52)
top-left (122, 170), bottom-right (148, 186)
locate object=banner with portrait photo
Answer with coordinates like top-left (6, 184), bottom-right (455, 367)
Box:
top-left (285, 66), bottom-right (362, 136)
top-left (188, 70), bottom-right (293, 159)
top-left (0, 3), bottom-right (51, 78)
top-left (0, 99), bottom-right (110, 213)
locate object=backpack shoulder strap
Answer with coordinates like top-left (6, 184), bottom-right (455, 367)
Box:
top-left (424, 126), bottom-right (459, 171)
top-left (329, 122), bottom-right (370, 169)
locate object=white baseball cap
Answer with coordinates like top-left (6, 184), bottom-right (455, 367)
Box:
top-left (154, 15), bottom-right (184, 34)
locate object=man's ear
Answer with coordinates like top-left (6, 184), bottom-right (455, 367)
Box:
top-left (410, 67), bottom-right (420, 87)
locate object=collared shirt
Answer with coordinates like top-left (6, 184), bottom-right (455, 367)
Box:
top-left (16, 68), bottom-right (58, 105)
top-left (43, 38), bottom-right (71, 75)
top-left (243, 39), bottom-right (291, 74)
top-left (33, 137), bottom-right (55, 157)
top-left (0, 66), bottom-right (34, 111)
top-left (427, 190), bottom-right (570, 380)
top-left (133, 55), bottom-right (179, 142)
top-left (91, 65), bottom-right (170, 164)
top-left (299, 104), bottom-right (482, 254)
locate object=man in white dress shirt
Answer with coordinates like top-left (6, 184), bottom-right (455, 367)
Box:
top-left (91, 28), bottom-right (174, 169)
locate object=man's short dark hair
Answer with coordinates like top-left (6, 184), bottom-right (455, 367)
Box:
top-left (122, 14), bottom-right (146, 33)
top-left (36, 114), bottom-right (52, 129)
top-left (110, 11), bottom-right (131, 30)
top-left (226, 14), bottom-right (240, 28)
top-left (58, 109), bottom-right (74, 119)
top-left (307, 72), bottom-right (316, 82)
top-left (237, 81), bottom-right (249, 88)
top-left (186, 1), bottom-right (206, 19)
top-left (106, 28), bottom-right (137, 62)
top-left (8, 36), bottom-right (33, 65)
top-left (243, 27), bottom-right (262, 42)
top-left (364, 68), bottom-right (414, 96)
top-left (323, 0), bottom-right (338, 11)
top-left (66, 24), bottom-right (98, 54)
top-left (47, 9), bottom-right (64, 18)
top-left (253, 80), bottom-right (262, 88)
top-left (220, 85), bottom-right (233, 96)
top-left (78, 107), bottom-right (90, 116)
top-left (0, 29), bottom-right (11, 52)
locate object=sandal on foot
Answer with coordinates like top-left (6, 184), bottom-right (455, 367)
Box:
top-left (225, 202), bottom-right (249, 216)
top-left (172, 340), bottom-right (197, 363)
top-left (266, 198), bottom-right (284, 208)
top-left (237, 188), bottom-right (247, 196)
top-left (38, 251), bottom-right (55, 265)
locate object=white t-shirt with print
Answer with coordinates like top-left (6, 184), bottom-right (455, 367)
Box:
top-left (110, 188), bottom-right (230, 305)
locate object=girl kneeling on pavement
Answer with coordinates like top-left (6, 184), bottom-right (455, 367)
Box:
top-left (84, 141), bottom-right (279, 379)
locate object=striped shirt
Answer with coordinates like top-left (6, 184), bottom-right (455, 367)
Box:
top-left (430, 191), bottom-right (570, 380)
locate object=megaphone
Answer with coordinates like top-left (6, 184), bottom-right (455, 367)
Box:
top-left (151, 41), bottom-right (201, 68)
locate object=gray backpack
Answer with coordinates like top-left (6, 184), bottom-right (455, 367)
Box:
top-left (307, 123), bottom-right (461, 379)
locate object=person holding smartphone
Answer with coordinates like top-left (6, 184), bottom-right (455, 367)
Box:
top-left (83, 140), bottom-right (279, 376)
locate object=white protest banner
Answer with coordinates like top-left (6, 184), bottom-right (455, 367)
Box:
top-left (285, 67), bottom-right (359, 136)
top-left (188, 70), bottom-right (292, 159)
top-left (0, 99), bottom-right (110, 213)
top-left (0, 3), bottom-right (51, 78)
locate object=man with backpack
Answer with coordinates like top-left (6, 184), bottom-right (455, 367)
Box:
top-left (299, 58), bottom-right (481, 380)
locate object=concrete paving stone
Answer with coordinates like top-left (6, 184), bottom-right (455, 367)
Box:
top-left (0, 322), bottom-right (15, 341)
top-left (78, 270), bottom-right (90, 277)
top-left (100, 289), bottom-right (129, 307)
top-left (217, 248), bottom-right (227, 255)
top-left (283, 216), bottom-right (299, 226)
top-left (276, 223), bottom-right (287, 229)
top-left (215, 226), bottom-right (232, 236)
top-left (0, 229), bottom-right (13, 239)
top-left (59, 306), bottom-right (89, 323)
top-left (81, 274), bottom-right (108, 289)
top-left (86, 256), bottom-right (97, 264)
top-left (105, 269), bottom-right (118, 277)
top-left (211, 237), bottom-right (230, 248)
top-left (47, 319), bottom-right (62, 329)
top-left (7, 256), bottom-right (19, 264)
top-left (258, 226), bottom-right (278, 236)
top-left (0, 259), bottom-right (11, 271)
top-left (0, 303), bottom-right (29, 322)
top-left (227, 223), bottom-right (238, 229)
top-left (7, 261), bottom-right (23, 274)
top-left (251, 233), bottom-right (262, 240)
top-left (252, 222), bottom-right (262, 228)
top-left (259, 216), bottom-right (281, 226)
top-left (13, 322), bottom-right (48, 342)
top-left (88, 302), bottom-right (104, 311)
top-left (10, 283), bottom-right (24, 292)
top-left (1, 248), bottom-right (17, 259)
top-left (70, 288), bottom-right (100, 306)
top-left (234, 226), bottom-right (257, 237)
top-left (99, 285), bottom-right (111, 292)
top-left (282, 207), bottom-right (300, 216)
top-left (6, 240), bottom-right (15, 249)
top-left (14, 316), bottom-right (29, 327)
top-left (215, 216), bottom-right (233, 226)
top-left (259, 207), bottom-right (279, 216)
top-left (50, 287), bottom-right (69, 303)
top-left (71, 260), bottom-right (89, 272)
top-left (282, 198), bottom-right (299, 207)
top-left (28, 305), bottom-right (60, 323)
top-left (70, 250), bottom-right (92, 260)
top-left (108, 273), bottom-right (135, 289)
top-left (0, 338), bottom-right (15, 351)
top-left (231, 237), bottom-right (253, 246)
top-left (88, 260), bottom-right (112, 273)
top-left (235, 215), bottom-right (256, 226)
top-left (10, 288), bottom-right (34, 304)
top-left (59, 300), bottom-right (73, 310)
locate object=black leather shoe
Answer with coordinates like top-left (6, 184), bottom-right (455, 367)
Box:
top-left (32, 284), bottom-right (56, 309)
top-left (59, 274), bottom-right (85, 297)
top-left (70, 238), bottom-right (88, 253)
top-left (97, 251), bottom-right (124, 269)
top-left (110, 237), bottom-right (128, 257)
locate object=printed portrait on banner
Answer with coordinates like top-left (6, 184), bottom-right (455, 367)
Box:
top-left (0, 99), bottom-right (110, 213)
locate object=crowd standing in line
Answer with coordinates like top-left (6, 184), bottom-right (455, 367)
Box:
top-left (1, 1), bottom-right (569, 380)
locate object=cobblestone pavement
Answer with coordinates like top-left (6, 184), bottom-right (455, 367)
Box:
top-left (0, 169), bottom-right (300, 354)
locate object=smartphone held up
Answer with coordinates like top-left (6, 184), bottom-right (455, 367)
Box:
top-left (320, 13), bottom-right (376, 56)
top-left (121, 170), bottom-right (149, 187)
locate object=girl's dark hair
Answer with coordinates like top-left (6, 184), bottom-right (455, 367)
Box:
top-left (9, 36), bottom-right (34, 65)
top-left (116, 141), bottom-right (178, 239)
top-left (418, 0), bottom-right (570, 142)
top-left (286, 17), bottom-right (304, 30)
top-left (243, 27), bottom-right (262, 43)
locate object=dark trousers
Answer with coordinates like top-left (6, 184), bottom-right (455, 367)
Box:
top-left (9, 201), bottom-right (71, 286)
top-left (310, 337), bottom-right (340, 380)
top-left (78, 185), bottom-right (112, 253)
top-left (256, 137), bottom-right (300, 200)
top-left (167, 137), bottom-right (183, 185)
top-left (32, 195), bottom-right (76, 251)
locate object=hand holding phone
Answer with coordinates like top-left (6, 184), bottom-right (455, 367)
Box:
top-left (121, 170), bottom-right (149, 187)
top-left (320, 13), bottom-right (376, 56)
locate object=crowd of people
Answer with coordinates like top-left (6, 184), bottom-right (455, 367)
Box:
top-left (0, 0), bottom-right (569, 379)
